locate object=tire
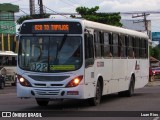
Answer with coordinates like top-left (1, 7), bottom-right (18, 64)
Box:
top-left (36, 98), bottom-right (49, 106)
top-left (118, 76), bottom-right (135, 97)
top-left (118, 91), bottom-right (126, 97)
top-left (88, 80), bottom-right (102, 106)
top-left (125, 79), bottom-right (134, 97)
top-left (11, 81), bottom-right (16, 86)
top-left (0, 81), bottom-right (5, 89)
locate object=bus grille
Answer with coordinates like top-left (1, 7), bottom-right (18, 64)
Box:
top-left (29, 75), bottom-right (69, 82)
top-left (34, 83), bottom-right (63, 87)
top-left (34, 89), bottom-right (60, 96)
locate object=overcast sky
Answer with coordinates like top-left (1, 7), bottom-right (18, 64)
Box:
top-left (1, 0), bottom-right (160, 32)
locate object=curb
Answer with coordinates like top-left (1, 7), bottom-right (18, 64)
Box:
top-left (147, 80), bottom-right (160, 86)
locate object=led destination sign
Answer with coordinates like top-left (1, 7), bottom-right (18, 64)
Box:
top-left (20, 21), bottom-right (82, 34)
top-left (34, 24), bottom-right (69, 32)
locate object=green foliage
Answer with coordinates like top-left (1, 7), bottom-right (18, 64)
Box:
top-left (76, 6), bottom-right (122, 27)
top-left (17, 15), bottom-right (32, 24)
top-left (76, 6), bottom-right (99, 15)
top-left (17, 14), bottom-right (50, 24)
top-left (150, 45), bottom-right (160, 60)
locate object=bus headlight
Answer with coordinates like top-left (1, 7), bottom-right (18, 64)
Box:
top-left (66, 75), bottom-right (83, 87)
top-left (17, 74), bottom-right (32, 87)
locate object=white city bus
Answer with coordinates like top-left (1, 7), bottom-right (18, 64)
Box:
top-left (0, 51), bottom-right (17, 86)
top-left (17, 18), bottom-right (149, 106)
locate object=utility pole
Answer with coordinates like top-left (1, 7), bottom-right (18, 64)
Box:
top-left (29, 0), bottom-right (35, 15)
top-left (132, 13), bottom-right (150, 33)
top-left (38, 0), bottom-right (44, 18)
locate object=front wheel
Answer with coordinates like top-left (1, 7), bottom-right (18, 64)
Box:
top-left (36, 98), bottom-right (49, 106)
top-left (88, 80), bottom-right (102, 106)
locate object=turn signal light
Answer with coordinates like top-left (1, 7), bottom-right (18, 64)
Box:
top-left (66, 75), bottom-right (83, 87)
top-left (17, 74), bottom-right (32, 87)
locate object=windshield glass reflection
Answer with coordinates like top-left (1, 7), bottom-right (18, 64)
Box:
top-left (18, 36), bottom-right (82, 72)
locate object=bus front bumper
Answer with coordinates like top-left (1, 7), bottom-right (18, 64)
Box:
top-left (17, 83), bottom-right (84, 99)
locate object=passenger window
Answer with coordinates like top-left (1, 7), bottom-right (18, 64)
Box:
top-left (119, 35), bottom-right (127, 58)
top-left (104, 33), bottom-right (112, 57)
top-left (94, 31), bottom-right (102, 58)
top-left (112, 33), bottom-right (119, 57)
top-left (85, 33), bottom-right (94, 67)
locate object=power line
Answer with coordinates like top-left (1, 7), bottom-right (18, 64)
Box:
top-left (66, 0), bottom-right (85, 7)
top-left (121, 11), bottom-right (160, 14)
top-left (4, 0), bottom-right (22, 4)
top-left (4, 0), bottom-right (25, 4)
top-left (132, 13), bottom-right (150, 32)
top-left (10, 0), bottom-right (22, 3)
top-left (43, 5), bottom-right (68, 18)
top-left (19, 8), bottom-right (29, 15)
top-left (67, 0), bottom-right (79, 4)
top-left (59, 0), bottom-right (77, 7)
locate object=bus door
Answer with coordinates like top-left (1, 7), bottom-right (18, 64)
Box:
top-left (84, 28), bottom-right (95, 98)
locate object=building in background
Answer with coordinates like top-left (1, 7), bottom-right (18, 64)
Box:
top-left (0, 3), bottom-right (19, 52)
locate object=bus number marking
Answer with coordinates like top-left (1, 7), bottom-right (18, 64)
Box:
top-left (30, 63), bottom-right (47, 72)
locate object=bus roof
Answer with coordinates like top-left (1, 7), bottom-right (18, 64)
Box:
top-left (83, 20), bottom-right (149, 39)
top-left (22, 18), bottom-right (148, 39)
top-left (0, 51), bottom-right (17, 56)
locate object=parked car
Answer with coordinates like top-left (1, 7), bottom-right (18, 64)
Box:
top-left (150, 67), bottom-right (160, 76)
top-left (0, 75), bottom-right (5, 89)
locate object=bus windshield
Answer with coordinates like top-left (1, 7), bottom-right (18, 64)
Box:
top-left (18, 36), bottom-right (82, 72)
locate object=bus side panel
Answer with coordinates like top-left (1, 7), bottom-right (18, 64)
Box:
top-left (93, 59), bottom-right (112, 95)
top-left (126, 59), bottom-right (136, 88)
top-left (113, 59), bottom-right (128, 92)
top-left (135, 59), bottom-right (149, 88)
top-left (84, 65), bottom-right (96, 98)
top-left (132, 59), bottom-right (142, 89)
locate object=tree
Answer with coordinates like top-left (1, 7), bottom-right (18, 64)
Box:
top-left (150, 45), bottom-right (160, 60)
top-left (76, 6), bottom-right (99, 15)
top-left (17, 15), bottom-right (32, 24)
top-left (75, 6), bottom-right (122, 27)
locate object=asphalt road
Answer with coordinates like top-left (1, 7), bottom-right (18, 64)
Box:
top-left (0, 83), bottom-right (160, 120)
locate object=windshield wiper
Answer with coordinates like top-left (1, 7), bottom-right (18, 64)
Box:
top-left (58, 34), bottom-right (67, 51)
top-left (55, 34), bottom-right (67, 63)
